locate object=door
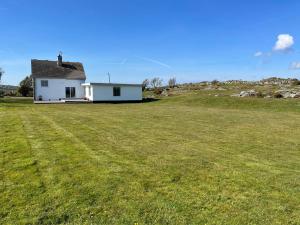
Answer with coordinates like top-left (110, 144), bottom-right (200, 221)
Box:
top-left (65, 87), bottom-right (76, 98)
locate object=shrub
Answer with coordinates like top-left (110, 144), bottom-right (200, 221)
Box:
top-left (168, 77), bottom-right (176, 88)
top-left (142, 79), bottom-right (150, 91)
top-left (153, 88), bottom-right (163, 95)
top-left (6, 91), bottom-right (18, 97)
top-left (291, 79), bottom-right (300, 85)
top-left (211, 80), bottom-right (219, 85)
top-left (256, 91), bottom-right (264, 98)
top-left (150, 77), bottom-right (163, 89)
top-left (18, 76), bottom-right (33, 97)
top-left (273, 92), bottom-right (283, 98)
top-left (0, 90), bottom-right (4, 98)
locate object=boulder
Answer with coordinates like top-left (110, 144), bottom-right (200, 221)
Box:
top-left (291, 92), bottom-right (300, 98)
top-left (282, 92), bottom-right (292, 98)
top-left (204, 86), bottom-right (214, 90)
top-left (161, 90), bottom-right (169, 97)
top-left (239, 90), bottom-right (257, 97)
top-left (275, 89), bottom-right (299, 98)
top-left (231, 90), bottom-right (258, 98)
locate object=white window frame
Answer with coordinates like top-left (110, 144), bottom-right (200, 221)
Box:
top-left (41, 80), bottom-right (48, 87)
top-left (66, 87), bottom-right (76, 98)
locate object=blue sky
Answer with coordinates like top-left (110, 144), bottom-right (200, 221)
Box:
top-left (1, 0), bottom-right (300, 85)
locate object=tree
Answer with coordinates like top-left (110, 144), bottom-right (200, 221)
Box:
top-left (211, 79), bottom-right (219, 85)
top-left (18, 76), bottom-right (33, 97)
top-left (150, 77), bottom-right (162, 89)
top-left (168, 77), bottom-right (176, 88)
top-left (291, 79), bottom-right (300, 85)
top-left (0, 68), bottom-right (4, 98)
top-left (142, 79), bottom-right (150, 91)
top-left (0, 68), bottom-right (4, 84)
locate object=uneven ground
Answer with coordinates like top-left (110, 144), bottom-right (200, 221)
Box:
top-left (1, 93), bottom-right (300, 225)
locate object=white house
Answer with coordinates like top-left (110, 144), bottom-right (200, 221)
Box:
top-left (31, 54), bottom-right (142, 103)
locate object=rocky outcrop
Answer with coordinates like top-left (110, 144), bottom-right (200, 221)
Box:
top-left (274, 89), bottom-right (300, 98)
top-left (231, 89), bottom-right (300, 98)
top-left (161, 90), bottom-right (169, 97)
top-left (231, 90), bottom-right (258, 97)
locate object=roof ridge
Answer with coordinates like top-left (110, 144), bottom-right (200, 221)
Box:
top-left (31, 59), bottom-right (83, 63)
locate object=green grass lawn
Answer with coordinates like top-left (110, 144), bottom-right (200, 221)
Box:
top-left (1, 94), bottom-right (300, 225)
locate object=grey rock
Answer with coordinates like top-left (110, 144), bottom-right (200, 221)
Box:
top-left (240, 90), bottom-right (257, 97)
top-left (204, 86), bottom-right (213, 90)
top-left (161, 90), bottom-right (169, 97)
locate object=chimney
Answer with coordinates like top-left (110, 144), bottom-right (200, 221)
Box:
top-left (57, 52), bottom-right (63, 66)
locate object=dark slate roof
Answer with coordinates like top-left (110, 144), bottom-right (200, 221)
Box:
top-left (31, 59), bottom-right (86, 80)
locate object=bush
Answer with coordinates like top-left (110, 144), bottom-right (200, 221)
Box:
top-left (0, 90), bottom-right (4, 98)
top-left (292, 79), bottom-right (300, 85)
top-left (168, 77), bottom-right (176, 88)
top-left (273, 92), bottom-right (283, 98)
top-left (211, 80), bottom-right (219, 85)
top-left (150, 77), bottom-right (163, 89)
top-left (142, 79), bottom-right (150, 91)
top-left (153, 88), bottom-right (163, 95)
top-left (6, 91), bottom-right (18, 97)
top-left (18, 76), bottom-right (33, 97)
top-left (256, 91), bottom-right (264, 98)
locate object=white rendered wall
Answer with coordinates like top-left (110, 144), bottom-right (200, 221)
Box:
top-left (84, 86), bottom-right (88, 99)
top-left (35, 78), bottom-right (85, 101)
top-left (91, 85), bottom-right (142, 101)
top-left (84, 85), bottom-right (93, 101)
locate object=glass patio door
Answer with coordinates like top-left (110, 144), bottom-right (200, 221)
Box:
top-left (65, 87), bottom-right (76, 98)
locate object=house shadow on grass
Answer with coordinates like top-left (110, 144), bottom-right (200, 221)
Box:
top-left (0, 97), bottom-right (160, 105)
top-left (92, 98), bottom-right (160, 104)
top-left (142, 97), bottom-right (160, 103)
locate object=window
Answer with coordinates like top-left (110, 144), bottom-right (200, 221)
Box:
top-left (71, 87), bottom-right (76, 98)
top-left (66, 87), bottom-right (70, 98)
top-left (41, 80), bottom-right (48, 87)
top-left (65, 87), bottom-right (76, 98)
top-left (113, 87), bottom-right (121, 96)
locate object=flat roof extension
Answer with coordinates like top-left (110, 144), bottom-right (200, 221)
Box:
top-left (82, 82), bottom-right (142, 87)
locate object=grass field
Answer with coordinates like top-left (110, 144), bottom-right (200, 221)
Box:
top-left (1, 93), bottom-right (300, 224)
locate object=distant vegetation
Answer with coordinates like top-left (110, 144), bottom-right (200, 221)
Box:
top-left (0, 85), bottom-right (18, 97)
top-left (18, 76), bottom-right (33, 97)
top-left (0, 75), bottom-right (34, 97)
top-left (0, 67), bottom-right (4, 83)
top-left (0, 68), bottom-right (5, 98)
top-left (168, 77), bottom-right (176, 88)
top-left (143, 77), bottom-right (177, 91)
top-left (150, 77), bottom-right (163, 89)
top-left (142, 77), bottom-right (300, 99)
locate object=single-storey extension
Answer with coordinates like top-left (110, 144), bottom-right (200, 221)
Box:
top-left (82, 83), bottom-right (142, 102)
